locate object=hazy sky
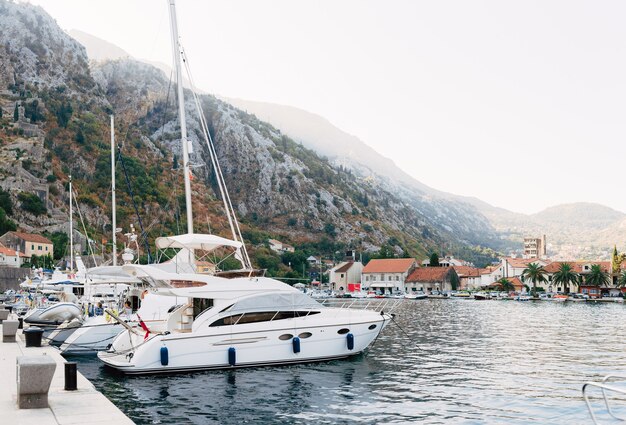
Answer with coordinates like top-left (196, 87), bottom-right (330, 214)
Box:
top-left (26, 0), bottom-right (626, 214)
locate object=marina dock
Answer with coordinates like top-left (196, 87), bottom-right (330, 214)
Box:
top-left (0, 323), bottom-right (133, 425)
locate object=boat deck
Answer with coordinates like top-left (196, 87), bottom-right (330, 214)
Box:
top-left (0, 323), bottom-right (133, 424)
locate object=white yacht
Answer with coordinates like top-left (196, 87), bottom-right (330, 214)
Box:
top-left (96, 0), bottom-right (396, 373)
top-left (58, 233), bottom-right (246, 354)
top-left (98, 265), bottom-right (392, 374)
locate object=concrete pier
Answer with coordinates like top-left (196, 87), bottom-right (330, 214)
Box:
top-left (0, 323), bottom-right (134, 424)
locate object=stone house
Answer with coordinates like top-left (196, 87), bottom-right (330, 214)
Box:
top-left (361, 258), bottom-right (418, 294)
top-left (0, 231), bottom-right (53, 260)
top-left (329, 261), bottom-right (364, 292)
top-left (405, 267), bottom-right (459, 293)
top-left (0, 245), bottom-right (27, 267)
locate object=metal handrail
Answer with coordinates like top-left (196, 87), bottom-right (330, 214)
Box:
top-left (319, 298), bottom-right (402, 315)
top-left (582, 375), bottom-right (626, 424)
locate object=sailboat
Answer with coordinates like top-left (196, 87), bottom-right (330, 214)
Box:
top-left (97, 0), bottom-right (393, 374)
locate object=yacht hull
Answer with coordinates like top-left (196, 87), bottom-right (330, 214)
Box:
top-left (99, 316), bottom-right (389, 374)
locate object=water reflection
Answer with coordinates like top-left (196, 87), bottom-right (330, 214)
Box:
top-left (72, 300), bottom-right (626, 424)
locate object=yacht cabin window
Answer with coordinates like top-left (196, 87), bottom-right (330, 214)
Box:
top-left (210, 311), bottom-right (320, 327)
top-left (193, 298), bottom-right (214, 319)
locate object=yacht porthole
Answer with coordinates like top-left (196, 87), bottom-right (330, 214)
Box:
top-left (279, 333), bottom-right (293, 341)
top-left (298, 332), bottom-right (312, 339)
top-left (337, 328), bottom-right (350, 335)
top-left (368, 324), bottom-right (377, 330)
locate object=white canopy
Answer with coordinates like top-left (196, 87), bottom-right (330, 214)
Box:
top-left (155, 233), bottom-right (242, 251)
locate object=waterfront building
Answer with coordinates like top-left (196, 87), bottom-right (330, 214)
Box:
top-left (543, 261), bottom-right (615, 296)
top-left (453, 266), bottom-right (482, 289)
top-left (523, 235), bottom-right (547, 259)
top-left (0, 231), bottom-right (53, 260)
top-left (498, 257), bottom-right (549, 280)
top-left (405, 266), bottom-right (459, 293)
top-left (0, 245), bottom-right (27, 267)
top-left (361, 258), bottom-right (418, 294)
top-left (329, 261), bottom-right (364, 292)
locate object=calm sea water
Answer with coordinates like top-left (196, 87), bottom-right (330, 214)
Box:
top-left (70, 299), bottom-right (626, 424)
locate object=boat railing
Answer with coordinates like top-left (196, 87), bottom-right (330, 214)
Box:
top-left (582, 374), bottom-right (626, 424)
top-left (318, 298), bottom-right (402, 315)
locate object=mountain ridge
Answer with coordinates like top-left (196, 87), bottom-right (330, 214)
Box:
top-left (0, 0), bottom-right (504, 270)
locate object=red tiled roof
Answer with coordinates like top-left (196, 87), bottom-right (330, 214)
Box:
top-left (488, 276), bottom-right (524, 290)
top-left (544, 261), bottom-right (611, 274)
top-left (406, 266), bottom-right (454, 283)
top-left (509, 276), bottom-right (524, 289)
top-left (0, 246), bottom-right (27, 257)
top-left (5, 231), bottom-right (53, 244)
top-left (362, 258), bottom-right (416, 273)
top-left (335, 262), bottom-right (354, 273)
top-left (502, 257), bottom-right (535, 268)
top-left (453, 266), bottom-right (481, 277)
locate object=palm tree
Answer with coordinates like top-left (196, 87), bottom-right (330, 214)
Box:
top-left (552, 263), bottom-right (580, 294)
top-left (584, 264), bottom-right (610, 298)
top-left (618, 271), bottom-right (626, 288)
top-left (521, 262), bottom-right (547, 297)
top-left (496, 277), bottom-right (514, 292)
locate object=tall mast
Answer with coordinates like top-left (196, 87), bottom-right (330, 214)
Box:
top-left (169, 0), bottom-right (193, 234)
top-left (69, 175), bottom-right (74, 271)
top-left (110, 115), bottom-right (117, 266)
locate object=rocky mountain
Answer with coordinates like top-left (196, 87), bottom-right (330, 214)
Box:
top-left (0, 0), bottom-right (503, 268)
top-left (222, 99), bottom-right (626, 259)
top-left (223, 99), bottom-right (504, 251)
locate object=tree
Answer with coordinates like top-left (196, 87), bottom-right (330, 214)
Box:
top-left (552, 263), bottom-right (580, 294)
top-left (450, 272), bottom-right (460, 291)
top-left (613, 246), bottom-right (621, 274)
top-left (585, 264), bottom-right (610, 288)
top-left (0, 187), bottom-right (13, 215)
top-left (617, 271), bottom-right (626, 289)
top-left (0, 207), bottom-right (16, 234)
top-left (13, 102), bottom-right (18, 122)
top-left (521, 262), bottom-right (547, 297)
top-left (75, 129), bottom-right (85, 144)
top-left (429, 252), bottom-right (440, 267)
top-left (55, 101), bottom-right (73, 128)
top-left (18, 192), bottom-right (46, 216)
top-left (496, 277), bottom-right (514, 292)
top-left (43, 231), bottom-right (68, 260)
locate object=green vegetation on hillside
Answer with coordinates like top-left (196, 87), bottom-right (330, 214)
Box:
top-left (18, 192), bottom-right (46, 216)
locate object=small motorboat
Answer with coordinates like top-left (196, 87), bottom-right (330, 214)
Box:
top-left (473, 292), bottom-right (490, 300)
top-left (568, 294), bottom-right (588, 302)
top-left (24, 302), bottom-right (83, 326)
top-left (405, 291), bottom-right (427, 300)
top-left (515, 295), bottom-right (531, 301)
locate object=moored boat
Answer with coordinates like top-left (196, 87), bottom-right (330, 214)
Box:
top-left (99, 267), bottom-right (392, 374)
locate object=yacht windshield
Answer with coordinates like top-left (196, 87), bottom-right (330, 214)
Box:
top-left (228, 292), bottom-right (322, 314)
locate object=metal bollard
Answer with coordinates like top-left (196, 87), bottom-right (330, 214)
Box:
top-left (64, 362), bottom-right (77, 391)
top-left (18, 317), bottom-right (23, 329)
